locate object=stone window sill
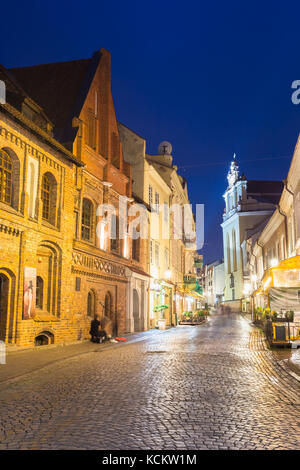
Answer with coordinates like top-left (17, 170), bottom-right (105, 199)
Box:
top-left (41, 220), bottom-right (59, 231)
top-left (0, 202), bottom-right (22, 217)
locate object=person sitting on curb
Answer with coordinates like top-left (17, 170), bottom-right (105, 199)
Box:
top-left (90, 314), bottom-right (108, 343)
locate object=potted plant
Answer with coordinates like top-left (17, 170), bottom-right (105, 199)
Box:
top-left (264, 307), bottom-right (271, 320)
top-left (182, 311), bottom-right (191, 322)
top-left (153, 304), bottom-right (169, 329)
top-left (285, 310), bottom-right (294, 322)
top-left (271, 310), bottom-right (278, 320)
top-left (194, 310), bottom-right (206, 322)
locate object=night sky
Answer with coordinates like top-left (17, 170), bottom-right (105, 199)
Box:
top-left (2, 1), bottom-right (300, 263)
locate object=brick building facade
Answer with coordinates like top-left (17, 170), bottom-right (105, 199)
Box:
top-left (0, 49), bottom-right (149, 346)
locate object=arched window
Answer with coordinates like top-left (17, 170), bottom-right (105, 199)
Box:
top-left (81, 198), bottom-right (93, 241)
top-left (0, 149), bottom-right (12, 204)
top-left (41, 175), bottom-right (50, 220)
top-left (104, 292), bottom-right (113, 318)
top-left (28, 162), bottom-right (36, 218)
top-left (87, 290), bottom-right (96, 317)
top-left (226, 233), bottom-right (231, 274)
top-left (232, 229), bottom-right (237, 271)
top-left (41, 173), bottom-right (57, 225)
top-left (36, 276), bottom-right (44, 310)
top-left (110, 215), bottom-right (119, 252)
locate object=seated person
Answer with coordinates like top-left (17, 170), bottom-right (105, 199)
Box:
top-left (90, 315), bottom-right (108, 343)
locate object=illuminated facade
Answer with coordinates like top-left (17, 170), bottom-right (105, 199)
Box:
top-left (221, 155), bottom-right (283, 311)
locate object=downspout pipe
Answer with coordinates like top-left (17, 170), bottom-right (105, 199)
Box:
top-left (277, 204), bottom-right (288, 258)
top-left (278, 178), bottom-right (294, 255)
top-left (257, 240), bottom-right (265, 272)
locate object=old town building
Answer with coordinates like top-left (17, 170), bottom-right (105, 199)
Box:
top-left (202, 259), bottom-right (225, 307)
top-left (0, 48), bottom-right (151, 346)
top-left (0, 65), bottom-right (83, 346)
top-left (119, 125), bottom-right (201, 326)
top-left (246, 135), bottom-right (300, 321)
top-left (221, 155), bottom-right (283, 312)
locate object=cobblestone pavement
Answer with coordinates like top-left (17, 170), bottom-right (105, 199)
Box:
top-left (0, 313), bottom-right (300, 450)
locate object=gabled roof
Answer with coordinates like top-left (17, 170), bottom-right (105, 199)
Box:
top-left (0, 64), bottom-right (53, 127)
top-left (10, 51), bottom-right (102, 145)
top-left (0, 65), bottom-right (83, 166)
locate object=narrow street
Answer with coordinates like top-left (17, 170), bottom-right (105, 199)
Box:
top-left (0, 313), bottom-right (299, 450)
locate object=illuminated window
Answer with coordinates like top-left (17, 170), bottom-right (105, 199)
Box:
top-left (0, 150), bottom-right (12, 204)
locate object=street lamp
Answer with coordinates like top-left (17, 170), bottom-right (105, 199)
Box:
top-left (270, 258), bottom-right (278, 268)
top-left (165, 268), bottom-right (172, 280)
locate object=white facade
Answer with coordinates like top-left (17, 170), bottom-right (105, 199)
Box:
top-left (203, 260), bottom-right (225, 306)
top-left (221, 156), bottom-right (282, 309)
top-left (214, 262), bottom-right (225, 303)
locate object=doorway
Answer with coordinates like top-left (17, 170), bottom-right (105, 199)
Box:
top-left (133, 289), bottom-right (140, 331)
top-left (105, 291), bottom-right (117, 336)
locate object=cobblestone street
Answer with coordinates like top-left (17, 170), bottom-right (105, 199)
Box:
top-left (0, 312), bottom-right (299, 450)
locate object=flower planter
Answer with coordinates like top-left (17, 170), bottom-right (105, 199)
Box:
top-left (158, 319), bottom-right (167, 330)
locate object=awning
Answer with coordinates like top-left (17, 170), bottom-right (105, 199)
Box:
top-left (180, 288), bottom-right (205, 300)
top-left (260, 255), bottom-right (300, 292)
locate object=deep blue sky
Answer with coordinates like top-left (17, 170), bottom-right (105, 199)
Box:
top-left (2, 1), bottom-right (300, 263)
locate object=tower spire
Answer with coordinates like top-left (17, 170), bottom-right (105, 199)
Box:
top-left (227, 153), bottom-right (239, 188)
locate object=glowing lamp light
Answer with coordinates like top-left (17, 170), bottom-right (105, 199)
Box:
top-left (165, 269), bottom-right (172, 280)
top-left (123, 233), bottom-right (128, 258)
top-left (99, 222), bottom-right (106, 250)
top-left (270, 258), bottom-right (278, 268)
